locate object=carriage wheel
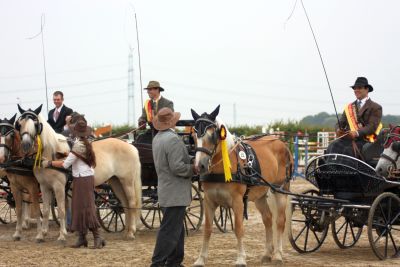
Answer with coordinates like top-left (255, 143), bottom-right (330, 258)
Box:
top-left (0, 190), bottom-right (16, 224)
top-left (141, 184), bottom-right (204, 233)
top-left (367, 192), bottom-right (400, 260)
top-left (331, 216), bottom-right (363, 249)
top-left (96, 185), bottom-right (125, 233)
top-left (140, 186), bottom-right (162, 229)
top-left (214, 206), bottom-right (234, 233)
top-left (289, 189), bottom-right (329, 253)
top-left (184, 184), bottom-right (204, 235)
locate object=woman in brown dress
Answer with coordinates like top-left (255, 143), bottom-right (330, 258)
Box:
top-left (44, 115), bottom-right (105, 249)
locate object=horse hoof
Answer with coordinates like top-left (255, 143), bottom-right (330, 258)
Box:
top-left (271, 259), bottom-right (284, 266)
top-left (57, 239), bottom-right (67, 247)
top-left (193, 264), bottom-right (204, 267)
top-left (124, 234), bottom-right (135, 240)
top-left (261, 255), bottom-right (271, 264)
top-left (235, 264), bottom-right (247, 267)
top-left (36, 238), bottom-right (44, 243)
top-left (13, 236), bottom-right (21, 241)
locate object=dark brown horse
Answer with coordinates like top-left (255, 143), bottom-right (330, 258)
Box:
top-left (191, 106), bottom-right (293, 266)
top-left (0, 114), bottom-right (41, 241)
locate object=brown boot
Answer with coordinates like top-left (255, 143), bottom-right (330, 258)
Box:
top-left (70, 232), bottom-right (88, 248)
top-left (91, 228), bottom-right (106, 249)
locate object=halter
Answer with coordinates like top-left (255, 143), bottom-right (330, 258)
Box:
top-left (0, 122), bottom-right (16, 161)
top-left (16, 111), bottom-right (42, 140)
top-left (193, 118), bottom-right (219, 157)
top-left (16, 110), bottom-right (44, 168)
top-left (380, 126), bottom-right (400, 170)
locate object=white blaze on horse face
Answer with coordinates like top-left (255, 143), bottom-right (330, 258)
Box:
top-left (0, 136), bottom-right (5, 163)
top-left (195, 137), bottom-right (203, 168)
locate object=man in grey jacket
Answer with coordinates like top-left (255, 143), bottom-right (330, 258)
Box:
top-left (150, 107), bottom-right (196, 267)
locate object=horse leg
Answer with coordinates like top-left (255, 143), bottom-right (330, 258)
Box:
top-left (21, 201), bottom-right (30, 229)
top-left (36, 185), bottom-right (50, 242)
top-left (270, 192), bottom-right (287, 265)
top-left (54, 183), bottom-right (67, 245)
top-left (29, 183), bottom-right (42, 238)
top-left (193, 197), bottom-right (217, 267)
top-left (109, 179), bottom-right (135, 240)
top-left (121, 181), bottom-right (141, 240)
top-left (232, 196), bottom-right (246, 267)
top-left (255, 194), bottom-right (274, 264)
top-left (11, 185), bottom-right (23, 241)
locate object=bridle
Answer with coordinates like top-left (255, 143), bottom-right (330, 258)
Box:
top-left (380, 128), bottom-right (400, 170)
top-left (0, 122), bottom-right (16, 161)
top-left (16, 111), bottom-right (42, 141)
top-left (193, 118), bottom-right (219, 159)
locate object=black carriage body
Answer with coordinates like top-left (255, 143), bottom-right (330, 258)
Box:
top-left (290, 153), bottom-right (400, 259)
top-left (133, 120), bottom-right (197, 187)
top-left (306, 154), bottom-right (400, 203)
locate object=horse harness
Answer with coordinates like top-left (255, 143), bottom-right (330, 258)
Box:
top-left (200, 140), bottom-right (262, 219)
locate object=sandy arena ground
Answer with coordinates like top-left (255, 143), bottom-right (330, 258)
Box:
top-left (0, 179), bottom-right (399, 267)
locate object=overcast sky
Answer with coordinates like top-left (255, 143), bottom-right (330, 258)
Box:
top-left (1, 0), bottom-right (399, 127)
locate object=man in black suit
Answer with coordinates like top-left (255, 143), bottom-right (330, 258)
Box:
top-left (47, 91), bottom-right (73, 133)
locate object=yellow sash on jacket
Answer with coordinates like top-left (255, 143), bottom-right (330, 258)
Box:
top-left (144, 99), bottom-right (153, 122)
top-left (344, 103), bottom-right (382, 142)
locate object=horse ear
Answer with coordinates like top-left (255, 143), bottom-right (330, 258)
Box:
top-left (17, 104), bottom-right (26, 114)
top-left (9, 114), bottom-right (17, 125)
top-left (34, 104), bottom-right (43, 115)
top-left (392, 141), bottom-right (400, 152)
top-left (191, 109), bottom-right (200, 120)
top-left (209, 105), bottom-right (220, 120)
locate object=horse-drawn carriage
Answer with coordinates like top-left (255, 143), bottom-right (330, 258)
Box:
top-left (0, 117), bottom-right (204, 235)
top-left (289, 128), bottom-right (400, 260)
top-left (94, 120), bottom-right (204, 234)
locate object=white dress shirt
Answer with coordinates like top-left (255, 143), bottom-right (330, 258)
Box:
top-left (53, 104), bottom-right (64, 122)
top-left (63, 152), bottom-right (95, 177)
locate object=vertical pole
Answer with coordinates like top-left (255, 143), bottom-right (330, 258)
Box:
top-left (40, 15), bottom-right (49, 113)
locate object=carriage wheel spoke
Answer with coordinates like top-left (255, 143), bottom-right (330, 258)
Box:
top-left (342, 221), bottom-right (349, 245)
top-left (379, 203), bottom-right (388, 224)
top-left (107, 212), bottom-right (116, 229)
top-left (185, 213), bottom-right (196, 229)
top-left (385, 230), bottom-right (389, 258)
top-left (294, 224), bottom-right (307, 242)
top-left (311, 228), bottom-right (321, 244)
top-left (101, 209), bottom-right (114, 221)
top-left (304, 225), bottom-right (310, 251)
top-left (389, 231), bottom-right (398, 254)
top-left (336, 220), bottom-right (346, 234)
top-left (350, 222), bottom-right (357, 241)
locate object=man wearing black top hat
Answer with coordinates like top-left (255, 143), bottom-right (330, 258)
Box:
top-left (326, 77), bottom-right (382, 158)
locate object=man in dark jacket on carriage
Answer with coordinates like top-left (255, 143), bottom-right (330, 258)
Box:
top-left (326, 77), bottom-right (383, 160)
top-left (137, 81), bottom-right (174, 143)
top-left (150, 107), bottom-right (195, 267)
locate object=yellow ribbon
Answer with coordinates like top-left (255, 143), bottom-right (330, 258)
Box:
top-left (34, 135), bottom-right (43, 169)
top-left (220, 126), bottom-right (232, 182)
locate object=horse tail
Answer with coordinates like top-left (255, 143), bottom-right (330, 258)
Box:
top-left (131, 146), bottom-right (142, 209)
top-left (284, 145), bottom-right (294, 191)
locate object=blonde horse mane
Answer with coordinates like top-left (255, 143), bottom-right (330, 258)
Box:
top-left (36, 114), bottom-right (69, 158)
top-left (215, 117), bottom-right (235, 148)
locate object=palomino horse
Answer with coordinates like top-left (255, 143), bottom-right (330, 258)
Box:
top-left (375, 125), bottom-right (400, 177)
top-left (16, 104), bottom-right (142, 243)
top-left (191, 106), bottom-right (293, 266)
top-left (0, 115), bottom-right (41, 240)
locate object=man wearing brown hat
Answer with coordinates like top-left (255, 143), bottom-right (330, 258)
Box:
top-left (327, 77), bottom-right (383, 158)
top-left (150, 107), bottom-right (196, 267)
top-left (138, 81), bottom-right (174, 130)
